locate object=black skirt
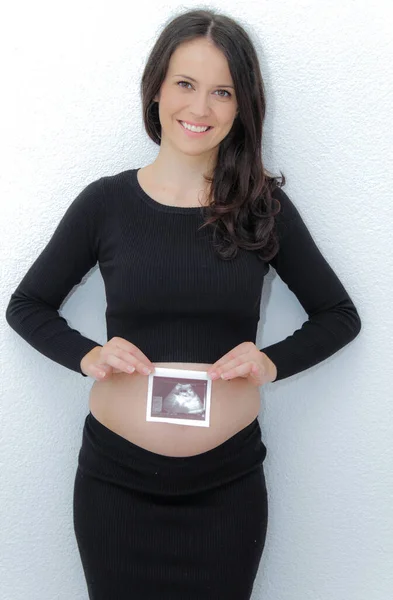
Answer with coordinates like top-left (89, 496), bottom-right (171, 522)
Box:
top-left (73, 411), bottom-right (269, 600)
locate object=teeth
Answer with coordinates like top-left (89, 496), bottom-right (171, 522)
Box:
top-left (180, 121), bottom-right (209, 133)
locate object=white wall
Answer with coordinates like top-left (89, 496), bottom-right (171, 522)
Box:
top-left (1, 1), bottom-right (392, 599)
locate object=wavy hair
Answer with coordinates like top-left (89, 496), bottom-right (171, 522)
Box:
top-left (140, 7), bottom-right (285, 261)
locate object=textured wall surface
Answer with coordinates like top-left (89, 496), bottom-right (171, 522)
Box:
top-left (1, 1), bottom-right (392, 599)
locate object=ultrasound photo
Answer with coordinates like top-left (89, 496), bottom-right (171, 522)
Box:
top-left (145, 367), bottom-right (212, 427)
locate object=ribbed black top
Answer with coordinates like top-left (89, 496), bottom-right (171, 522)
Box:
top-left (5, 168), bottom-right (361, 381)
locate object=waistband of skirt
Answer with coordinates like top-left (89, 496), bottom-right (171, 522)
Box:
top-left (77, 411), bottom-right (267, 496)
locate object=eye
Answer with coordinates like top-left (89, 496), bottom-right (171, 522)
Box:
top-left (216, 89), bottom-right (231, 98)
top-left (177, 81), bottom-right (193, 90)
top-left (177, 81), bottom-right (232, 98)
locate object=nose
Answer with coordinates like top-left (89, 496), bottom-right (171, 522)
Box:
top-left (189, 91), bottom-right (212, 118)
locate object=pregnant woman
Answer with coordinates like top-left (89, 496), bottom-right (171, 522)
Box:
top-left (5, 8), bottom-right (361, 600)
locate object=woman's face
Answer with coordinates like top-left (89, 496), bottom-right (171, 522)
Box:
top-left (154, 37), bottom-right (238, 157)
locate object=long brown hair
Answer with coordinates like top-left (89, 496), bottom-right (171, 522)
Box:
top-left (140, 8), bottom-right (285, 261)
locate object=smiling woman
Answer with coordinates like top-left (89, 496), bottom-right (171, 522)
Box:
top-left (5, 6), bottom-right (361, 600)
top-left (149, 36), bottom-right (240, 158)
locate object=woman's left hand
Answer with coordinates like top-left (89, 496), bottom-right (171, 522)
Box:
top-left (206, 342), bottom-right (277, 386)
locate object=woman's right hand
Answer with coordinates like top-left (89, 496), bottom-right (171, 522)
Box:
top-left (80, 337), bottom-right (155, 381)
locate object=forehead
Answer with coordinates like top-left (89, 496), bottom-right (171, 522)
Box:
top-left (168, 39), bottom-right (233, 82)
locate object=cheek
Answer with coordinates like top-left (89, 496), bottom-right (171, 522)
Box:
top-left (217, 115), bottom-right (236, 133)
top-left (161, 90), bottom-right (184, 113)
top-left (216, 104), bottom-right (237, 123)
top-left (227, 106), bottom-right (238, 121)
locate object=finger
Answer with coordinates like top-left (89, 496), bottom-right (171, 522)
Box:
top-left (100, 347), bottom-right (153, 375)
top-left (208, 345), bottom-right (250, 373)
top-left (209, 353), bottom-right (251, 379)
top-left (102, 352), bottom-right (153, 376)
top-left (220, 361), bottom-right (257, 380)
top-left (98, 347), bottom-right (137, 369)
top-left (112, 337), bottom-right (155, 369)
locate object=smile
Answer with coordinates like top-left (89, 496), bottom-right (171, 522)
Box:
top-left (178, 120), bottom-right (213, 136)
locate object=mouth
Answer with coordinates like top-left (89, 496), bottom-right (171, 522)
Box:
top-left (177, 120), bottom-right (214, 137)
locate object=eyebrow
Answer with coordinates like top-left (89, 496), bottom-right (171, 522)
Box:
top-left (173, 74), bottom-right (235, 89)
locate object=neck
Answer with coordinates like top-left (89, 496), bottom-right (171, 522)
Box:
top-left (150, 140), bottom-right (217, 192)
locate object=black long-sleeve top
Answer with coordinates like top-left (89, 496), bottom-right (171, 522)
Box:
top-left (5, 168), bottom-right (361, 381)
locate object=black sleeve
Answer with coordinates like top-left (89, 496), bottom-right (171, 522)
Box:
top-left (260, 187), bottom-right (362, 382)
top-left (5, 178), bottom-right (106, 376)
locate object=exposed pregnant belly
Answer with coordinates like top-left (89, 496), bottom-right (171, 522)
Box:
top-left (89, 362), bottom-right (261, 457)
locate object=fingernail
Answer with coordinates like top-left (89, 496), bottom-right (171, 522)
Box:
top-left (209, 372), bottom-right (218, 380)
top-left (127, 366), bottom-right (135, 373)
top-left (221, 373), bottom-right (229, 379)
top-left (143, 367), bottom-right (151, 375)
top-left (98, 371), bottom-right (106, 378)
